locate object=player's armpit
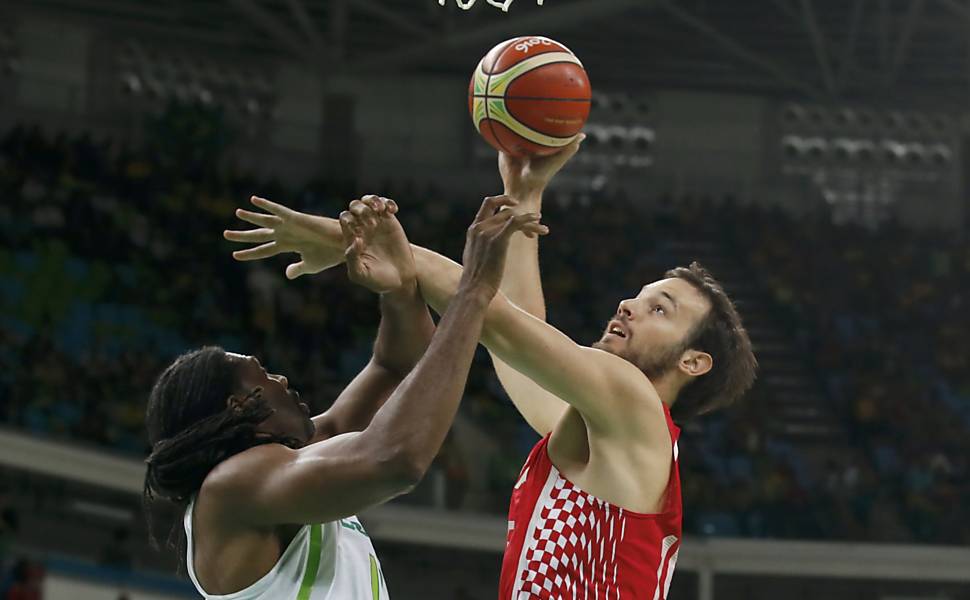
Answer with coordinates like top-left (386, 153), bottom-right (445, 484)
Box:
top-left (489, 353), bottom-right (568, 437)
top-left (481, 298), bottom-right (666, 435)
top-left (202, 432), bottom-right (419, 528)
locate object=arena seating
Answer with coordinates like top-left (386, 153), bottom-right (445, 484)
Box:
top-left (1, 123), bottom-right (967, 546)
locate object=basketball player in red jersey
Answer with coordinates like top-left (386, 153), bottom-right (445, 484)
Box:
top-left (226, 140), bottom-right (756, 599)
top-left (485, 140), bottom-right (755, 599)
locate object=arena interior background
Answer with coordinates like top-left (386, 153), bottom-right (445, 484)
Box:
top-left (0, 0), bottom-right (969, 598)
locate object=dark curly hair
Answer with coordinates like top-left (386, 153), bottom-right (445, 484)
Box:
top-left (142, 346), bottom-right (300, 574)
top-left (665, 262), bottom-right (758, 422)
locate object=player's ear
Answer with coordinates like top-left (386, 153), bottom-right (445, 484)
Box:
top-left (226, 395), bottom-right (245, 412)
top-left (680, 350), bottom-right (712, 378)
top-left (226, 387), bottom-right (262, 412)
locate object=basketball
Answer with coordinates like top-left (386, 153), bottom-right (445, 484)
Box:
top-left (468, 36), bottom-right (592, 158)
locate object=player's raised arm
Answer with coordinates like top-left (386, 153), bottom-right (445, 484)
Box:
top-left (307, 201), bottom-right (435, 443)
top-left (211, 195), bottom-right (546, 527)
top-left (410, 242), bottom-right (664, 436)
top-left (487, 137), bottom-right (584, 436)
top-left (225, 194), bottom-right (661, 435)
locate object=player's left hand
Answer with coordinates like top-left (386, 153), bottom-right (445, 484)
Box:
top-left (340, 196), bottom-right (416, 295)
top-left (225, 196), bottom-right (346, 279)
top-left (499, 133), bottom-right (585, 202)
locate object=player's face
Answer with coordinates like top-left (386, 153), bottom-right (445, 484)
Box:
top-left (227, 353), bottom-right (315, 445)
top-left (593, 278), bottom-right (712, 380)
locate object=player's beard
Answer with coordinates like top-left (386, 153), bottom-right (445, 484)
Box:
top-left (599, 337), bottom-right (688, 381)
top-left (636, 341), bottom-right (688, 380)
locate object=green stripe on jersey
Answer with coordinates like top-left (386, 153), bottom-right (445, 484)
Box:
top-left (296, 524), bottom-right (322, 600)
top-left (370, 554), bottom-right (380, 599)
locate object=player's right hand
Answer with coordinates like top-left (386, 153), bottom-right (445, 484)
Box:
top-left (459, 195), bottom-right (549, 299)
top-left (340, 196), bottom-right (416, 295)
top-left (499, 133), bottom-right (585, 201)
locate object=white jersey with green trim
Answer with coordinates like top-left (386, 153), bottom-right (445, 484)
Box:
top-left (184, 495), bottom-right (390, 600)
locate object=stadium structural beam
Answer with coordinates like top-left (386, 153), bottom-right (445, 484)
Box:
top-left (284, 0), bottom-right (326, 55)
top-left (330, 0), bottom-right (349, 62)
top-left (936, 0), bottom-right (970, 20)
top-left (888, 0), bottom-right (925, 85)
top-left (658, 0), bottom-right (825, 99)
top-left (226, 0), bottom-right (316, 62)
top-left (798, 0), bottom-right (838, 95)
top-left (347, 0), bottom-right (650, 71)
top-left (15, 0), bottom-right (178, 20)
top-left (12, 0), bottom-right (279, 51)
top-left (770, 0), bottom-right (868, 96)
top-left (768, 0), bottom-right (799, 21)
top-left (835, 0), bottom-right (867, 94)
top-left (354, 0), bottom-right (434, 38)
top-left (877, 0), bottom-right (892, 74)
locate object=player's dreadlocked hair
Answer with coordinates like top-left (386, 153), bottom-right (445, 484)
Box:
top-left (142, 346), bottom-right (300, 574)
top-left (665, 262), bottom-right (758, 423)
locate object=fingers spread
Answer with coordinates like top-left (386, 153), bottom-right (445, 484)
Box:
top-left (224, 228), bottom-right (274, 243)
top-left (235, 209), bottom-right (282, 228)
top-left (232, 241), bottom-right (280, 261)
top-left (250, 196), bottom-right (292, 217)
top-left (286, 261), bottom-right (307, 280)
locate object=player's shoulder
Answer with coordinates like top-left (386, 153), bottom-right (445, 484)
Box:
top-left (582, 346), bottom-right (667, 422)
top-left (201, 443), bottom-right (295, 505)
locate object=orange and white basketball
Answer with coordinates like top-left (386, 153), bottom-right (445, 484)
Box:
top-left (468, 36), bottom-right (592, 158)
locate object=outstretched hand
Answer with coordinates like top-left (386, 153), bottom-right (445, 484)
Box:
top-left (340, 196), bottom-right (417, 295)
top-left (224, 196), bottom-right (344, 280)
top-left (499, 133), bottom-right (585, 201)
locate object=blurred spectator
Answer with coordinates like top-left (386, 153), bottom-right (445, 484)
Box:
top-left (98, 526), bottom-right (133, 570)
top-left (0, 559), bottom-right (43, 600)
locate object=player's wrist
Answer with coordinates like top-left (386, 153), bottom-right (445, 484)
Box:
top-left (381, 277), bottom-right (420, 302)
top-left (503, 187), bottom-right (543, 209)
top-left (454, 280), bottom-right (497, 309)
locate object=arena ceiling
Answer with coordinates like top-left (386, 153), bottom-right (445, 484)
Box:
top-left (10, 0), bottom-right (970, 107)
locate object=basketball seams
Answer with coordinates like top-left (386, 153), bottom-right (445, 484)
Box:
top-left (502, 60), bottom-right (590, 100)
top-left (500, 59), bottom-right (590, 138)
top-left (480, 96), bottom-right (592, 102)
top-left (486, 53), bottom-right (583, 96)
top-left (482, 53), bottom-right (515, 155)
top-left (503, 101), bottom-right (587, 139)
top-left (482, 36), bottom-right (529, 74)
top-left (491, 39), bottom-right (584, 75)
top-left (487, 102), bottom-right (578, 148)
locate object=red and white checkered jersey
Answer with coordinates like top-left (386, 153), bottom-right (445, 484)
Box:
top-left (499, 403), bottom-right (682, 600)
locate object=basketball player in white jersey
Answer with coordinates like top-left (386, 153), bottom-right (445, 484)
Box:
top-left (144, 195), bottom-right (546, 599)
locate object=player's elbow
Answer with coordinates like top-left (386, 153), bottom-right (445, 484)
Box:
top-left (379, 445), bottom-right (429, 492)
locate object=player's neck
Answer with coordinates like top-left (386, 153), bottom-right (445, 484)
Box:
top-left (650, 373), bottom-right (682, 409)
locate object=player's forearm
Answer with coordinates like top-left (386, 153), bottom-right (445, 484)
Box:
top-left (500, 190), bottom-right (546, 318)
top-left (499, 231), bottom-right (546, 318)
top-left (372, 281), bottom-right (435, 377)
top-left (413, 245), bottom-right (615, 412)
top-left (363, 286), bottom-right (489, 478)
